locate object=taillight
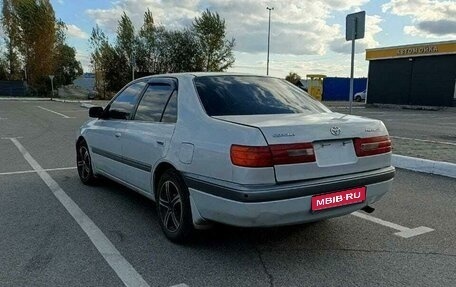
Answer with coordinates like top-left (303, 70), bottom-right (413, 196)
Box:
top-left (354, 136), bottom-right (392, 157)
top-left (231, 143), bottom-right (315, 168)
top-left (269, 143), bottom-right (315, 165)
top-left (230, 145), bottom-right (273, 167)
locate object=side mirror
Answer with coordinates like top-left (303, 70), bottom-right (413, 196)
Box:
top-left (89, 106), bottom-right (104, 118)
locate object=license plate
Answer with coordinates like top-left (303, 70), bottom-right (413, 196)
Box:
top-left (314, 140), bottom-right (357, 167)
top-left (311, 187), bottom-right (366, 211)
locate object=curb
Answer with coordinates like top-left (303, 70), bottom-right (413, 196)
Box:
top-left (80, 103), bottom-right (96, 109)
top-left (52, 98), bottom-right (92, 103)
top-left (392, 154), bottom-right (456, 179)
top-left (0, 97), bottom-right (51, 101)
top-left (0, 97), bottom-right (92, 103)
top-left (367, 103), bottom-right (444, 111)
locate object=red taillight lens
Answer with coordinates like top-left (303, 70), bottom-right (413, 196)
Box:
top-left (231, 143), bottom-right (315, 167)
top-left (230, 145), bottom-right (273, 167)
top-left (269, 143), bottom-right (315, 165)
top-left (354, 136), bottom-right (392, 157)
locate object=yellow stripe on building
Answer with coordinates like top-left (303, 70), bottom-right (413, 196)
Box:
top-left (366, 40), bottom-right (456, 61)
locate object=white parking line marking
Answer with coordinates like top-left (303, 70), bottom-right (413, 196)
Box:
top-left (60, 110), bottom-right (88, 112)
top-left (390, 136), bottom-right (456, 146)
top-left (332, 106), bottom-right (366, 109)
top-left (352, 211), bottom-right (434, 238)
top-left (37, 106), bottom-right (73, 119)
top-left (9, 138), bottom-right (150, 287)
top-left (170, 284), bottom-right (189, 287)
top-left (0, 166), bottom-right (77, 176)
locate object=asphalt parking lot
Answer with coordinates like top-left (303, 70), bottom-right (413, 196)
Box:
top-left (1, 101), bottom-right (456, 287)
top-left (328, 103), bottom-right (456, 143)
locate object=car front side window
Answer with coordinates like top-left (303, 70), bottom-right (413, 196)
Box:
top-left (108, 81), bottom-right (146, 120)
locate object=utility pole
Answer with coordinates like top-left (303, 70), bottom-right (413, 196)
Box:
top-left (348, 17), bottom-right (356, 114)
top-left (346, 11), bottom-right (365, 114)
top-left (266, 6), bottom-right (274, 76)
top-left (49, 75), bottom-right (55, 99)
top-left (131, 55), bottom-right (135, 81)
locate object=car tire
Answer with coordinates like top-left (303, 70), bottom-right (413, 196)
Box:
top-left (76, 140), bottom-right (98, 185)
top-left (355, 96), bottom-right (362, 102)
top-left (156, 169), bottom-right (194, 243)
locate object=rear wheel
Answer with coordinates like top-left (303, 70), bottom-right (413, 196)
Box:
top-left (156, 169), bottom-right (194, 243)
top-left (77, 141), bottom-right (98, 185)
top-left (355, 95), bottom-right (362, 102)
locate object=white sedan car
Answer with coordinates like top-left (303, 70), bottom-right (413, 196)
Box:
top-left (354, 90), bottom-right (367, 102)
top-left (77, 73), bottom-right (395, 242)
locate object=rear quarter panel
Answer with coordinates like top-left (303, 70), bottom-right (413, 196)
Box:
top-left (163, 76), bottom-right (276, 185)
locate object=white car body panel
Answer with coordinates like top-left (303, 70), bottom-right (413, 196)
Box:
top-left (121, 121), bottom-right (176, 192)
top-left (85, 119), bottom-right (124, 179)
top-left (214, 113), bottom-right (391, 182)
top-left (78, 73), bottom-right (394, 228)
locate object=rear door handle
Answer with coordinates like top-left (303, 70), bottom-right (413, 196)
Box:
top-left (114, 132), bottom-right (121, 138)
top-left (157, 141), bottom-right (164, 146)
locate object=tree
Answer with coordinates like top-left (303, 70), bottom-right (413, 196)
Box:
top-left (53, 20), bottom-right (82, 86)
top-left (1, 0), bottom-right (82, 94)
top-left (14, 0), bottom-right (56, 88)
top-left (0, 57), bottom-right (9, 80)
top-left (136, 9), bottom-right (156, 73)
top-left (88, 8), bottom-right (237, 97)
top-left (116, 12), bottom-right (135, 82)
top-left (89, 24), bottom-right (128, 97)
top-left (192, 9), bottom-right (235, 72)
top-left (54, 44), bottom-right (83, 85)
top-left (159, 29), bottom-right (204, 73)
top-left (285, 72), bottom-right (301, 85)
top-left (2, 0), bottom-right (21, 80)
top-left (89, 25), bottom-right (113, 97)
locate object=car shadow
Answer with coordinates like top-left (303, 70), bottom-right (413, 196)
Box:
top-left (92, 176), bottom-right (339, 250)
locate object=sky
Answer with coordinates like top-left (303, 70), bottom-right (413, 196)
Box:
top-left (50, 0), bottom-right (456, 78)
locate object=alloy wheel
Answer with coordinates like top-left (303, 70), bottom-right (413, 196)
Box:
top-left (158, 180), bottom-right (183, 233)
top-left (77, 145), bottom-right (91, 181)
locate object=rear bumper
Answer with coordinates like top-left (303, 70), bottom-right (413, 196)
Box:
top-left (185, 167), bottom-right (395, 227)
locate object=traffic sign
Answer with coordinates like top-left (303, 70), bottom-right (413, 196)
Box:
top-left (346, 11), bottom-right (365, 41)
top-left (346, 11), bottom-right (366, 114)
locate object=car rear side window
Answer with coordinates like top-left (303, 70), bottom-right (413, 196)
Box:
top-left (109, 81), bottom-right (146, 119)
top-left (134, 84), bottom-right (175, 122)
top-left (161, 91), bottom-right (177, 123)
top-left (194, 76), bottom-right (327, 116)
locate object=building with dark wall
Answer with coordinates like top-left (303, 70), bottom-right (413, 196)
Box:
top-left (366, 40), bottom-right (456, 107)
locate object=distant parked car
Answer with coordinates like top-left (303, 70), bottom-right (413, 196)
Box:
top-left (76, 73), bottom-right (394, 243)
top-left (354, 90), bottom-right (367, 102)
top-left (88, 89), bottom-right (98, 99)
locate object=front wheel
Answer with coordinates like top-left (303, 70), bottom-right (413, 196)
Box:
top-left (355, 96), bottom-right (362, 102)
top-left (156, 170), bottom-right (194, 243)
top-left (77, 141), bottom-right (98, 185)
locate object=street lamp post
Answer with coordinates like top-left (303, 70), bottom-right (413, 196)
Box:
top-left (49, 75), bottom-right (55, 99)
top-left (266, 6), bottom-right (274, 75)
top-left (131, 55), bottom-right (135, 81)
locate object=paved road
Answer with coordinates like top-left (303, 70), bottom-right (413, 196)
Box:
top-left (1, 101), bottom-right (455, 287)
top-left (326, 103), bottom-right (456, 143)
top-left (326, 103), bottom-right (456, 163)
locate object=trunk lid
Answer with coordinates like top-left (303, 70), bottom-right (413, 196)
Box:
top-left (215, 112), bottom-right (391, 182)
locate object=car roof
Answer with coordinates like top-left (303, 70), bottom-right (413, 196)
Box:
top-left (136, 72), bottom-right (272, 81)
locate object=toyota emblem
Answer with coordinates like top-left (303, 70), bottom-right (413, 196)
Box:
top-left (330, 126), bottom-right (341, 136)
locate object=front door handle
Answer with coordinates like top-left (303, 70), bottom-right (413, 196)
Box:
top-left (114, 132), bottom-right (121, 138)
top-left (157, 141), bottom-right (164, 146)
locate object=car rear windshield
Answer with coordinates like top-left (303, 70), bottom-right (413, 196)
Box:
top-left (194, 76), bottom-right (328, 116)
